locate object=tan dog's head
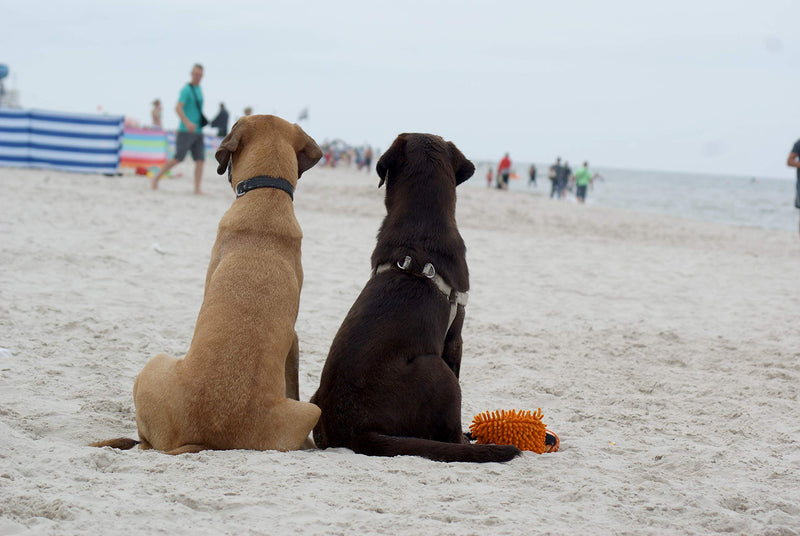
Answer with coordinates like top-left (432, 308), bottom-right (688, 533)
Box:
top-left (215, 115), bottom-right (322, 191)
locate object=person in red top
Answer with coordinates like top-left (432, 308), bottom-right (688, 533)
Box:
top-left (497, 153), bottom-right (511, 190)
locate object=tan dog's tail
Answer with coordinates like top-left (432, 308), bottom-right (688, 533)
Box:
top-left (89, 437), bottom-right (140, 450)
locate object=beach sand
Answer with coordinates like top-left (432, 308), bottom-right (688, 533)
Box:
top-left (1, 162), bottom-right (799, 535)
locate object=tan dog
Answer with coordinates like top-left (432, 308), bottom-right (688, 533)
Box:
top-left (92, 115), bottom-right (322, 454)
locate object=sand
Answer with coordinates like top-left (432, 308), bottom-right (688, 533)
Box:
top-left (1, 161), bottom-right (799, 536)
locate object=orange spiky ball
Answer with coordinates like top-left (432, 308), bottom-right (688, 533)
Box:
top-left (470, 408), bottom-right (558, 454)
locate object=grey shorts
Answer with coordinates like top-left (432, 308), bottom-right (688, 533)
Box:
top-left (175, 131), bottom-right (205, 162)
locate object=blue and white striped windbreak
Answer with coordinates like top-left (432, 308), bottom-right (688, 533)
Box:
top-left (0, 109), bottom-right (124, 174)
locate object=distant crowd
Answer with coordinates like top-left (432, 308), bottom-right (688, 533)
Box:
top-left (488, 153), bottom-right (602, 204)
top-left (319, 140), bottom-right (376, 171)
top-left (143, 63), bottom-right (608, 200)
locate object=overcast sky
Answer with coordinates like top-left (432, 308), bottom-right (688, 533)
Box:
top-left (3, 0), bottom-right (799, 178)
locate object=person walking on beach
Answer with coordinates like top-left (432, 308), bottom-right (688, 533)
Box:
top-left (497, 153), bottom-right (511, 190)
top-left (786, 138), bottom-right (800, 237)
top-left (549, 157), bottom-right (561, 198)
top-left (363, 146), bottom-right (374, 172)
top-left (151, 64), bottom-right (206, 195)
top-left (210, 102), bottom-right (229, 137)
top-left (574, 161), bottom-right (592, 203)
top-left (528, 164), bottom-right (537, 187)
top-left (558, 161), bottom-right (572, 199)
top-left (151, 99), bottom-right (162, 129)
top-left (486, 167), bottom-right (493, 188)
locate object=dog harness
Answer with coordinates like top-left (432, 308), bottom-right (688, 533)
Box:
top-left (228, 162), bottom-right (294, 200)
top-left (374, 255), bottom-right (469, 330)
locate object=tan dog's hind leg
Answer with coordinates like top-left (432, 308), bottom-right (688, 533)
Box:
top-left (164, 444), bottom-right (208, 455)
top-left (133, 353), bottom-right (184, 452)
top-left (259, 398), bottom-right (321, 451)
top-left (284, 332), bottom-right (300, 400)
top-left (299, 435), bottom-right (316, 450)
top-left (283, 332), bottom-right (316, 449)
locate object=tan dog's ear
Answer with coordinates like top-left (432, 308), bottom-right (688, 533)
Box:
top-left (294, 124), bottom-right (323, 178)
top-left (215, 121), bottom-right (243, 175)
top-left (376, 134), bottom-right (408, 187)
top-left (447, 141), bottom-right (475, 185)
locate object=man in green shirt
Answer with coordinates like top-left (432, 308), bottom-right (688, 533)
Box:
top-left (151, 64), bottom-right (206, 194)
top-left (575, 161), bottom-right (592, 203)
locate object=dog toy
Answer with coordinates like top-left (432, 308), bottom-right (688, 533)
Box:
top-left (469, 408), bottom-right (559, 454)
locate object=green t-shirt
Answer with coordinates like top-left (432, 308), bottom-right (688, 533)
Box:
top-left (575, 166), bottom-right (592, 187)
top-left (177, 83), bottom-right (203, 132)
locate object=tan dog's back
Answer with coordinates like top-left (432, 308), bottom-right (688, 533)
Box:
top-left (94, 116), bottom-right (322, 454)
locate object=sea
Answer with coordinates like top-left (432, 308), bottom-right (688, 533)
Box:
top-left (470, 163), bottom-right (799, 233)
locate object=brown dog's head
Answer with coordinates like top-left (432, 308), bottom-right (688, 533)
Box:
top-left (215, 115), bottom-right (322, 190)
top-left (376, 133), bottom-right (474, 190)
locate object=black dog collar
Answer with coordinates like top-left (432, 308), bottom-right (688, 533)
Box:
top-left (235, 176), bottom-right (294, 200)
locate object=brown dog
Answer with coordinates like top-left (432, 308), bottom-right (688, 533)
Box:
top-left (93, 115), bottom-right (322, 454)
top-left (311, 133), bottom-right (521, 463)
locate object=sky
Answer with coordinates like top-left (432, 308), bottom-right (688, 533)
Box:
top-left (3, 0), bottom-right (800, 178)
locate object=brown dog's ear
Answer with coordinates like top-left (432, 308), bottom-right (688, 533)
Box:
top-left (376, 134), bottom-right (407, 187)
top-left (215, 121), bottom-right (243, 175)
top-left (447, 141), bottom-right (475, 185)
top-left (294, 124), bottom-right (323, 178)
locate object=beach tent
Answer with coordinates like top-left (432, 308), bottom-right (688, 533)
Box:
top-left (118, 130), bottom-right (221, 176)
top-left (119, 128), bottom-right (168, 172)
top-left (0, 109), bottom-right (124, 174)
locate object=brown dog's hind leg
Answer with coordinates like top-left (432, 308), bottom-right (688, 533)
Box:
top-left (284, 332), bottom-right (300, 400)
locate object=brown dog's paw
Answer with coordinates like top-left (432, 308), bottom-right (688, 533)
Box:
top-left (488, 444), bottom-right (523, 462)
top-left (470, 444), bottom-right (522, 463)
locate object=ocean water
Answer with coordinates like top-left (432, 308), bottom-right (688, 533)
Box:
top-left (470, 163), bottom-right (799, 232)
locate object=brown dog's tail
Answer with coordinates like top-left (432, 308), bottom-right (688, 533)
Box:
top-left (89, 437), bottom-right (140, 450)
top-left (353, 432), bottom-right (521, 463)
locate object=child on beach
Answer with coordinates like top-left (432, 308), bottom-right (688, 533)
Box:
top-left (151, 99), bottom-right (162, 129)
